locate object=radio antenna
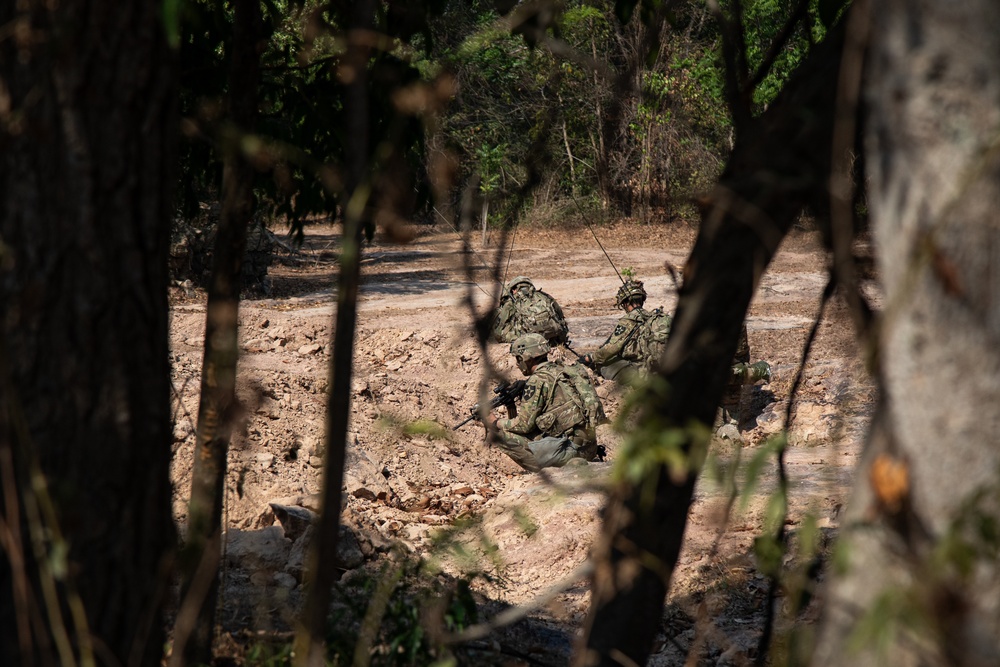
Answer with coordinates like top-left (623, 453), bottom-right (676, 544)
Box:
top-left (570, 193), bottom-right (625, 284)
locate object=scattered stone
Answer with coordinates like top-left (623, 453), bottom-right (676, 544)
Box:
top-left (421, 514), bottom-right (449, 525)
top-left (256, 453), bottom-right (275, 468)
top-left (173, 421), bottom-right (194, 442)
top-left (386, 360), bottom-right (402, 372)
top-left (450, 484), bottom-right (474, 496)
top-left (256, 397), bottom-right (281, 419)
top-left (298, 342), bottom-right (322, 355)
top-left (269, 503), bottom-right (317, 542)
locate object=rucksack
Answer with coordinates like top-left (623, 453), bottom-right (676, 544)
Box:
top-left (636, 308), bottom-right (673, 370)
top-left (517, 290), bottom-right (569, 344)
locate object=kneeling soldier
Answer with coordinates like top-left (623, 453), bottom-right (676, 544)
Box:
top-left (488, 333), bottom-right (605, 472)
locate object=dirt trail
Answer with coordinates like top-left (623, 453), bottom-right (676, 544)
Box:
top-left (168, 222), bottom-right (874, 663)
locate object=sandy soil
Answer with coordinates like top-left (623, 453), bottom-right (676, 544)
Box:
top-left (168, 220), bottom-right (875, 664)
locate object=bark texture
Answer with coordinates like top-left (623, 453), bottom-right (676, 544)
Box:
top-left (295, 2), bottom-right (375, 665)
top-left (175, 0), bottom-right (262, 664)
top-left (0, 2), bottom-right (176, 666)
top-left (813, 3), bottom-right (1000, 665)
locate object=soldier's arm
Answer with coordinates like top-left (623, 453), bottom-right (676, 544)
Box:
top-left (592, 316), bottom-right (637, 366)
top-left (497, 376), bottom-right (546, 435)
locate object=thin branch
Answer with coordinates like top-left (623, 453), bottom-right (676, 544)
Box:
top-left (748, 0), bottom-right (811, 91)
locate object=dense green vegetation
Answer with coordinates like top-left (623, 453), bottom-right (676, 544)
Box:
top-left (175, 0), bottom-right (831, 236)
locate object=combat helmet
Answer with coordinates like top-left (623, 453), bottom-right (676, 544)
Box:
top-left (615, 279), bottom-right (647, 309)
top-left (506, 276), bottom-right (536, 298)
top-left (510, 332), bottom-right (550, 360)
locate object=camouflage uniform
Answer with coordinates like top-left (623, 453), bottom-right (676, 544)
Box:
top-left (591, 307), bottom-right (650, 384)
top-left (494, 334), bottom-right (605, 472)
top-left (719, 323), bottom-right (772, 428)
top-left (491, 277), bottom-right (569, 345)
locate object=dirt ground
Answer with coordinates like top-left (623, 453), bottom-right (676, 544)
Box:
top-left (168, 220), bottom-right (876, 664)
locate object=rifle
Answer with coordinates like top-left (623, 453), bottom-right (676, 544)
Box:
top-left (453, 379), bottom-right (527, 430)
top-left (563, 343), bottom-right (595, 370)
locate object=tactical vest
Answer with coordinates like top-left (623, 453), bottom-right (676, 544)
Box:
top-left (531, 363), bottom-right (592, 436)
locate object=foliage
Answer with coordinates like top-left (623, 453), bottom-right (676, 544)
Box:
top-left (177, 0), bottom-right (442, 238)
top-left (323, 563), bottom-right (480, 666)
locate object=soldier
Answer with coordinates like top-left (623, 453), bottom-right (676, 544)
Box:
top-left (582, 279), bottom-right (657, 385)
top-left (487, 333), bottom-right (606, 472)
top-left (491, 276), bottom-right (569, 345)
top-left (720, 325), bottom-right (772, 432)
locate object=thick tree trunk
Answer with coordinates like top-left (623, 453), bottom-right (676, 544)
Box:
top-left (813, 3), bottom-right (1000, 665)
top-left (174, 0), bottom-right (262, 664)
top-left (0, 3), bottom-right (176, 666)
top-left (575, 18), bottom-right (849, 667)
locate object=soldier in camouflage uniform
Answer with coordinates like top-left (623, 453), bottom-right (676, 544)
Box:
top-left (491, 276), bottom-right (570, 345)
top-left (582, 280), bottom-right (652, 385)
top-left (720, 324), bottom-right (772, 431)
top-left (487, 333), bottom-right (606, 472)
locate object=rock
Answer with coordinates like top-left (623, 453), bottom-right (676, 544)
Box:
top-left (256, 397), bottom-right (281, 419)
top-left (421, 514), bottom-right (449, 525)
top-left (336, 525), bottom-right (365, 569)
top-left (173, 421), bottom-right (194, 442)
top-left (225, 526), bottom-right (289, 570)
top-left (715, 423), bottom-right (743, 444)
top-left (342, 446), bottom-right (392, 503)
top-left (298, 342), bottom-right (322, 356)
top-left (244, 338), bottom-right (269, 353)
top-left (256, 453), bottom-right (275, 468)
top-left (273, 572), bottom-right (297, 590)
top-left (269, 503), bottom-right (317, 542)
top-left (285, 524), bottom-right (365, 579)
top-left (386, 360), bottom-right (402, 372)
top-left (450, 484), bottom-right (474, 496)
top-left (404, 524), bottom-right (428, 542)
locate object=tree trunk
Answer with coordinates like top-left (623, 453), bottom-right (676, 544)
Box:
top-left (295, 1), bottom-right (375, 665)
top-left (813, 3), bottom-right (1000, 665)
top-left (575, 17), bottom-right (849, 666)
top-left (174, 0), bottom-right (261, 664)
top-left (0, 3), bottom-right (176, 666)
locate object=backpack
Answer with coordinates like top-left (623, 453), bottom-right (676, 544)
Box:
top-left (636, 308), bottom-right (673, 371)
top-left (533, 363), bottom-right (603, 434)
top-left (518, 290), bottom-right (569, 344)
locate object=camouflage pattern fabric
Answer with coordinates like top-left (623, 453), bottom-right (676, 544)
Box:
top-left (591, 307), bottom-right (649, 382)
top-left (636, 308), bottom-right (673, 372)
top-left (495, 360), bottom-right (603, 470)
top-left (720, 324), bottom-right (770, 428)
top-left (491, 289), bottom-right (569, 344)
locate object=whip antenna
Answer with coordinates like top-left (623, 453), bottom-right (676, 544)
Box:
top-left (570, 194), bottom-right (625, 284)
top-left (502, 219), bottom-right (519, 287)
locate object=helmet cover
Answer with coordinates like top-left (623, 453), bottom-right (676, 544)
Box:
top-left (510, 332), bottom-right (550, 360)
top-left (615, 280), bottom-right (647, 309)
